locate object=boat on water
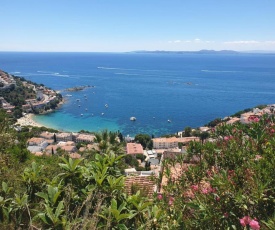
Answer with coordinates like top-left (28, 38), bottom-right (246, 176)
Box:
top-left (65, 94), bottom-right (72, 97)
top-left (81, 114), bottom-right (83, 116)
top-left (130, 117), bottom-right (136, 121)
top-left (167, 119), bottom-right (171, 123)
top-left (105, 104), bottom-right (108, 108)
top-left (101, 113), bottom-right (104, 116)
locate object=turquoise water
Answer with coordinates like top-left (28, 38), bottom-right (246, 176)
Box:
top-left (1, 52), bottom-right (275, 136)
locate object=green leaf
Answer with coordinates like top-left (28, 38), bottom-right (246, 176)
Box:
top-left (2, 181), bottom-right (8, 193)
top-left (55, 201), bottom-right (64, 218)
top-left (38, 213), bottom-right (50, 225)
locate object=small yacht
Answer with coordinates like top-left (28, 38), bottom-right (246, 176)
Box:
top-left (101, 113), bottom-right (104, 116)
top-left (130, 117), bottom-right (136, 121)
top-left (81, 114), bottom-right (83, 116)
top-left (105, 104), bottom-right (108, 108)
top-left (85, 108), bottom-right (88, 111)
top-left (167, 119), bottom-right (171, 123)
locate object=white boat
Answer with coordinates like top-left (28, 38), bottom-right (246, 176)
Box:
top-left (81, 114), bottom-right (83, 116)
top-left (167, 119), bottom-right (171, 123)
top-left (130, 117), bottom-right (136, 121)
top-left (105, 104), bottom-right (108, 108)
top-left (85, 108), bottom-right (88, 111)
top-left (101, 113), bottom-right (104, 116)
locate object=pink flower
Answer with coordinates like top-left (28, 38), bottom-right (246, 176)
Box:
top-left (224, 136), bottom-right (229, 141)
top-left (157, 194), bottom-right (163, 200)
top-left (240, 218), bottom-right (246, 227)
top-left (201, 188), bottom-right (209, 194)
top-left (240, 216), bottom-right (252, 227)
top-left (191, 185), bottom-right (199, 191)
top-left (254, 117), bottom-right (260, 122)
top-left (270, 129), bottom-right (275, 133)
top-left (249, 220), bottom-right (260, 230)
top-left (168, 197), bottom-right (174, 206)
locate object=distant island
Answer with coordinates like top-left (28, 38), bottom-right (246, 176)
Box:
top-left (64, 85), bottom-right (94, 92)
top-left (130, 49), bottom-right (240, 54)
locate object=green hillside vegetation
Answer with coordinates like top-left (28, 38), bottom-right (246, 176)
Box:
top-left (1, 110), bottom-right (275, 229)
top-left (0, 76), bottom-right (37, 107)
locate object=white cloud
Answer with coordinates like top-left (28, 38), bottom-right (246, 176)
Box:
top-left (168, 38), bottom-right (210, 44)
top-left (224, 40), bottom-right (260, 44)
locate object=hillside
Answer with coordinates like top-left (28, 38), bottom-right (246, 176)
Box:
top-left (0, 107), bottom-right (274, 229)
top-left (0, 70), bottom-right (63, 119)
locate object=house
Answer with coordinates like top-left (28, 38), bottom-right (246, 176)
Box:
top-left (124, 176), bottom-right (156, 197)
top-left (75, 133), bottom-right (95, 143)
top-left (153, 137), bottom-right (199, 149)
top-left (60, 145), bottom-right (77, 153)
top-left (56, 132), bottom-right (73, 142)
top-left (126, 143), bottom-right (144, 156)
top-left (153, 137), bottom-right (178, 149)
top-left (45, 145), bottom-right (59, 155)
top-left (28, 137), bottom-right (46, 146)
top-left (177, 137), bottom-right (199, 145)
top-left (27, 146), bottom-right (43, 154)
top-left (40, 132), bottom-right (54, 140)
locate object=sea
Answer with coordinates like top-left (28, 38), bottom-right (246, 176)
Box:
top-left (1, 52), bottom-right (275, 137)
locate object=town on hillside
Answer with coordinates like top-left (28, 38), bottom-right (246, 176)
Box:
top-left (0, 70), bottom-right (63, 118)
top-left (17, 103), bottom-right (275, 197)
top-left (2, 69), bottom-right (275, 197)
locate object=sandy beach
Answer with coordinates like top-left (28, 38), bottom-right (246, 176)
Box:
top-left (16, 114), bottom-right (44, 127)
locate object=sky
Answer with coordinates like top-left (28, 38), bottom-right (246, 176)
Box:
top-left (1, 0), bottom-right (275, 52)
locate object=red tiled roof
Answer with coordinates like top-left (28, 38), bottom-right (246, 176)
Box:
top-left (126, 143), bottom-right (143, 155)
top-left (124, 176), bottom-right (155, 197)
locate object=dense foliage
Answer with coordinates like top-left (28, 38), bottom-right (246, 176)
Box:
top-left (1, 111), bottom-right (275, 229)
top-left (0, 77), bottom-right (36, 107)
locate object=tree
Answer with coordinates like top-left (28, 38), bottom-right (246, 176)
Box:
top-left (134, 134), bottom-right (153, 149)
top-left (199, 131), bottom-right (210, 144)
top-left (184, 126), bottom-right (192, 137)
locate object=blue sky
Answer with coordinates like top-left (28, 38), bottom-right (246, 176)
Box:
top-left (1, 0), bottom-right (275, 52)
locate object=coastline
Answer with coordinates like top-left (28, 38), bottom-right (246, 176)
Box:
top-left (16, 114), bottom-right (45, 128)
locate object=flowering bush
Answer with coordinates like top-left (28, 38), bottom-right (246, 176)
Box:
top-left (158, 114), bottom-right (275, 229)
top-left (1, 113), bottom-right (275, 229)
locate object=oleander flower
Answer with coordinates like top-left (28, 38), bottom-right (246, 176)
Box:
top-left (191, 184), bottom-right (199, 191)
top-left (249, 220), bottom-right (260, 230)
top-left (240, 216), bottom-right (251, 227)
